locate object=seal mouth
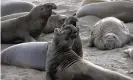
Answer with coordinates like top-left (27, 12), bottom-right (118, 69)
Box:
top-left (104, 41), bottom-right (115, 50)
top-left (61, 25), bottom-right (78, 39)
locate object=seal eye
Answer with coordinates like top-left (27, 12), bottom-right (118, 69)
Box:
top-left (113, 36), bottom-right (116, 39)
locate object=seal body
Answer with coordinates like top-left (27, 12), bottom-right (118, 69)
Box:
top-left (1, 3), bottom-right (57, 44)
top-left (89, 17), bottom-right (133, 50)
top-left (1, 16), bottom-right (83, 70)
top-left (1, 42), bottom-right (49, 71)
top-left (76, 1), bottom-right (133, 22)
top-left (42, 14), bottom-right (67, 34)
top-left (46, 24), bottom-right (132, 80)
top-left (80, 0), bottom-right (111, 7)
top-left (1, 1), bottom-right (35, 16)
top-left (1, 12), bottom-right (29, 21)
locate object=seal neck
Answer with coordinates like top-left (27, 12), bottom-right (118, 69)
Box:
top-left (46, 40), bottom-right (80, 71)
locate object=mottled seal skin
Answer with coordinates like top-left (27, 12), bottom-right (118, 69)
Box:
top-left (42, 14), bottom-right (67, 34)
top-left (80, 0), bottom-right (111, 7)
top-left (76, 1), bottom-right (133, 23)
top-left (1, 16), bottom-right (83, 70)
top-left (1, 12), bottom-right (29, 21)
top-left (1, 1), bottom-right (35, 16)
top-left (1, 3), bottom-right (57, 44)
top-left (46, 25), bottom-right (132, 80)
top-left (89, 17), bottom-right (133, 50)
top-left (124, 47), bottom-right (133, 59)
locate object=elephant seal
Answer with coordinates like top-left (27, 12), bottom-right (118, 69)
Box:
top-left (1, 1), bottom-right (35, 16)
top-left (1, 13), bottom-right (67, 34)
top-left (80, 0), bottom-right (111, 7)
top-left (1, 12), bottom-right (29, 21)
top-left (1, 42), bottom-right (50, 71)
top-left (1, 3), bottom-right (57, 44)
top-left (88, 17), bottom-right (133, 50)
top-left (76, 1), bottom-right (133, 23)
top-left (46, 24), bottom-right (132, 80)
top-left (42, 14), bottom-right (67, 34)
top-left (1, 16), bottom-right (83, 70)
top-left (124, 47), bottom-right (133, 59)
top-left (1, 11), bottom-right (57, 21)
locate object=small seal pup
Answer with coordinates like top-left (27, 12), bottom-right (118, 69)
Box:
top-left (1, 3), bottom-right (57, 44)
top-left (1, 1), bottom-right (35, 16)
top-left (1, 16), bottom-right (83, 70)
top-left (46, 24), bottom-right (133, 80)
top-left (76, 1), bottom-right (133, 23)
top-left (88, 17), bottom-right (133, 50)
top-left (124, 47), bottom-right (133, 59)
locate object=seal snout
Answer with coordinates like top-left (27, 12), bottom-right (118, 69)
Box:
top-left (64, 25), bottom-right (78, 39)
top-left (103, 33), bottom-right (118, 50)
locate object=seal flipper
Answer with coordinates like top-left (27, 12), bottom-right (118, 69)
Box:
top-left (18, 32), bottom-right (36, 42)
top-left (127, 34), bottom-right (133, 43)
top-left (88, 31), bottom-right (94, 47)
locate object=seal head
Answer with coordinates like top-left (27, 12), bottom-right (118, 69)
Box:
top-left (103, 33), bottom-right (121, 50)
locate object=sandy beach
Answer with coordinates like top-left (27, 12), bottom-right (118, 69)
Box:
top-left (1, 0), bottom-right (133, 80)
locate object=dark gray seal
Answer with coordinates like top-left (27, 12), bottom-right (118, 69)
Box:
top-left (1, 13), bottom-right (66, 34)
top-left (1, 12), bottom-right (29, 21)
top-left (1, 3), bottom-right (57, 44)
top-left (1, 1), bottom-right (35, 16)
top-left (42, 14), bottom-right (67, 34)
top-left (1, 16), bottom-right (83, 70)
top-left (76, 1), bottom-right (133, 23)
top-left (88, 17), bottom-right (133, 50)
top-left (46, 24), bottom-right (132, 80)
top-left (1, 11), bottom-right (57, 21)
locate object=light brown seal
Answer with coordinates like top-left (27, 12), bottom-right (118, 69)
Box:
top-left (88, 17), bottom-right (133, 50)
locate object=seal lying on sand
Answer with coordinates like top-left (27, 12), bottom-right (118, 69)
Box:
top-left (76, 1), bottom-right (133, 23)
top-left (46, 24), bottom-right (132, 80)
top-left (1, 16), bottom-right (83, 70)
top-left (1, 1), bottom-right (35, 16)
top-left (80, 0), bottom-right (111, 7)
top-left (88, 17), bottom-right (133, 50)
top-left (124, 47), bottom-right (133, 59)
top-left (1, 3), bottom-right (57, 44)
